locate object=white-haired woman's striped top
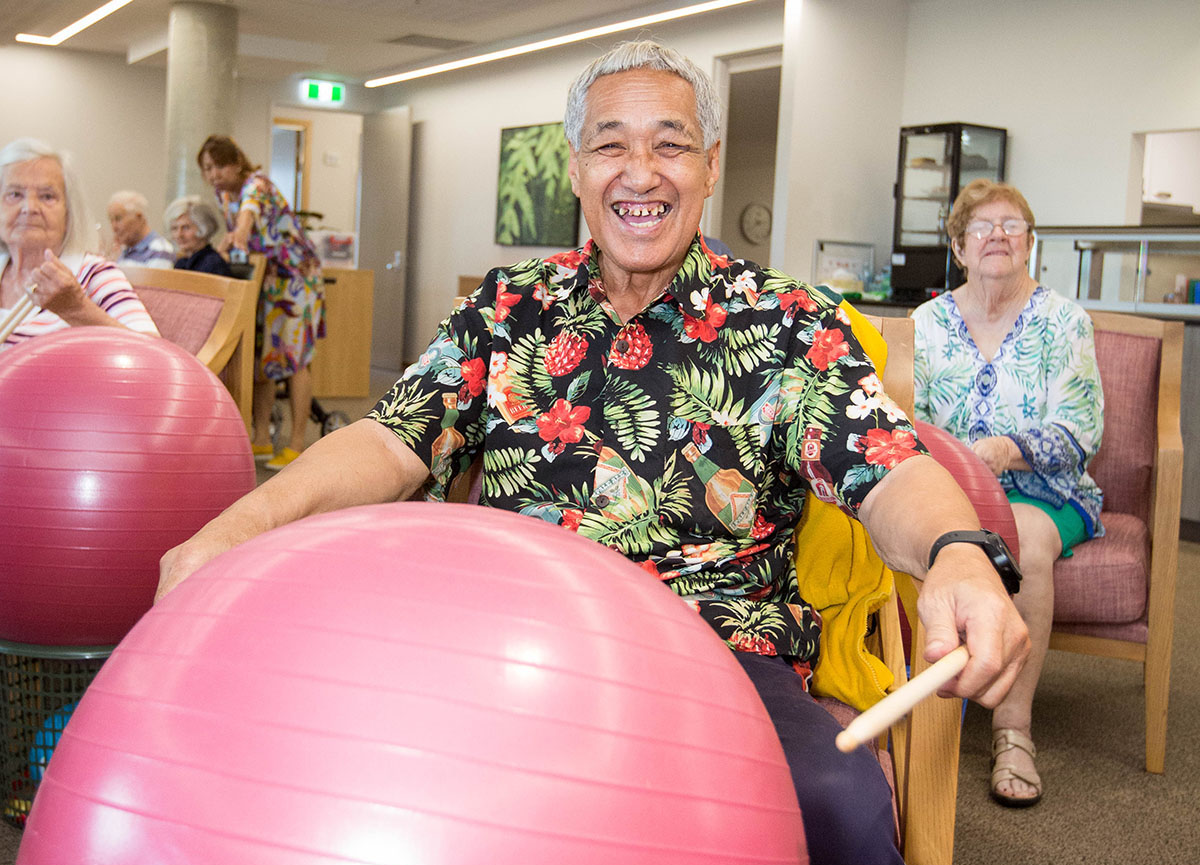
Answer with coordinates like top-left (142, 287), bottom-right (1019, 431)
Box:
top-left (0, 253), bottom-right (159, 351)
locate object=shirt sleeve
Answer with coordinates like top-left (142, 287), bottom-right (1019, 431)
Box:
top-left (84, 259), bottom-right (160, 337)
top-left (779, 297), bottom-right (925, 516)
top-left (1008, 301), bottom-right (1103, 483)
top-left (366, 272), bottom-right (496, 497)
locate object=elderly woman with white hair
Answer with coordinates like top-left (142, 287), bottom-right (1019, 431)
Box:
top-left (0, 137), bottom-right (158, 352)
top-left (165, 195), bottom-right (232, 276)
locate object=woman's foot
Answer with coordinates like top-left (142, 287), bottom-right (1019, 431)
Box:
top-left (251, 443), bottom-right (274, 461)
top-left (264, 446), bottom-right (301, 471)
top-left (990, 727), bottom-right (1043, 807)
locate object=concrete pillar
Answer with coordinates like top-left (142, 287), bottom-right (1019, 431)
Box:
top-left (165, 2), bottom-right (238, 202)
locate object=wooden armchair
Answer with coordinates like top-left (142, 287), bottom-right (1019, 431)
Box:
top-left (122, 265), bottom-right (258, 428)
top-left (1048, 311), bottom-right (1184, 773)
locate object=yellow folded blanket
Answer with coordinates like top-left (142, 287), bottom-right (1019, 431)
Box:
top-left (797, 301), bottom-right (896, 711)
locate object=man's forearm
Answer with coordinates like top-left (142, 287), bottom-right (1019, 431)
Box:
top-left (157, 418), bottom-right (429, 600)
top-left (858, 454), bottom-right (984, 578)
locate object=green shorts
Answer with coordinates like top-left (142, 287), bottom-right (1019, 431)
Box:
top-left (1006, 491), bottom-right (1090, 558)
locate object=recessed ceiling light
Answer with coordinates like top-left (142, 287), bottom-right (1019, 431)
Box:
top-left (365, 0), bottom-right (760, 88)
top-left (15, 0), bottom-right (135, 46)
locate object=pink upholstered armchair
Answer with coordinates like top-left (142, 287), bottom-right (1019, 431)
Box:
top-left (1048, 311), bottom-right (1183, 774)
top-left (915, 311), bottom-right (1183, 775)
top-left (122, 265), bottom-right (258, 429)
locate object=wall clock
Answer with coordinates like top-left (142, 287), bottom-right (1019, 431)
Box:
top-left (740, 202), bottom-right (772, 244)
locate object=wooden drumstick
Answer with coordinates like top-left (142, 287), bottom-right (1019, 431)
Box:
top-left (0, 291), bottom-right (37, 344)
top-left (836, 645), bottom-right (970, 753)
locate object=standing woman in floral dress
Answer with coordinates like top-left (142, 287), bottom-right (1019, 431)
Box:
top-left (197, 134), bottom-right (324, 470)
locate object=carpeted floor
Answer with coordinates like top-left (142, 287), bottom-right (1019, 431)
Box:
top-left (953, 539), bottom-right (1200, 864)
top-left (3, 381), bottom-right (1197, 863)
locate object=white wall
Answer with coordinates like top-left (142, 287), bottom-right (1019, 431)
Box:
top-left (902, 0), bottom-right (1200, 227)
top-left (376, 1), bottom-right (787, 359)
top-left (774, 0), bottom-right (909, 281)
top-left (266, 105), bottom-right (363, 233)
top-left (0, 45), bottom-right (168, 247)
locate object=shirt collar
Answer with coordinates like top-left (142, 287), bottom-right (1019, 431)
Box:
top-left (577, 233), bottom-right (724, 317)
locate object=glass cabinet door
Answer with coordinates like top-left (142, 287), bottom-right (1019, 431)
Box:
top-left (897, 130), bottom-right (952, 246)
top-left (891, 123), bottom-right (1008, 296)
top-left (959, 126), bottom-right (1005, 188)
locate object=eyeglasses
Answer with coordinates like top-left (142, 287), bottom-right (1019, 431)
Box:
top-left (965, 219), bottom-right (1029, 240)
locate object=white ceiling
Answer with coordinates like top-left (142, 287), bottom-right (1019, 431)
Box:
top-left (1, 0), bottom-right (714, 82)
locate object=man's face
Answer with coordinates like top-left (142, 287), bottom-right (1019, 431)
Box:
top-left (108, 203), bottom-right (148, 248)
top-left (568, 69), bottom-right (720, 288)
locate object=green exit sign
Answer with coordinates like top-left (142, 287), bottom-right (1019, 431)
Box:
top-left (300, 79), bottom-right (345, 105)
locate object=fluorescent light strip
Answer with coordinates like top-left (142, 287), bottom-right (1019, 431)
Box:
top-left (15, 0), bottom-right (136, 46)
top-left (365, 0), bottom-right (757, 88)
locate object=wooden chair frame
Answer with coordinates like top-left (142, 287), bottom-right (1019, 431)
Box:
top-left (123, 265), bottom-right (259, 428)
top-left (862, 314), bottom-right (960, 865)
top-left (1048, 310), bottom-right (1184, 774)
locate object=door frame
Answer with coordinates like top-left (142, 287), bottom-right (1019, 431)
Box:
top-left (708, 46), bottom-right (783, 244)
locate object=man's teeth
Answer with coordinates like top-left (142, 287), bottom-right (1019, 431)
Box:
top-left (614, 203), bottom-right (668, 217)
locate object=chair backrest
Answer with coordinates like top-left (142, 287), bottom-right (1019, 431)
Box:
top-left (122, 266), bottom-right (256, 371)
top-left (862, 313), bottom-right (915, 419)
top-left (122, 265), bottom-right (258, 427)
top-left (1085, 312), bottom-right (1175, 523)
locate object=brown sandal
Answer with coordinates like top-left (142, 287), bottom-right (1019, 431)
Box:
top-left (991, 728), bottom-right (1043, 808)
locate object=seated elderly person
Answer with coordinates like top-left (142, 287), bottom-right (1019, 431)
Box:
top-left (159, 42), bottom-right (1029, 865)
top-left (0, 138), bottom-right (159, 352)
top-left (166, 195), bottom-right (232, 276)
top-left (913, 179), bottom-right (1104, 808)
top-left (108, 189), bottom-right (175, 270)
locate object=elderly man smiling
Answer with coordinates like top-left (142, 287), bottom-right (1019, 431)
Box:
top-left (159, 41), bottom-right (1029, 864)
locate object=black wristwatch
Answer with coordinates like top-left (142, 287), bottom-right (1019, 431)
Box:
top-left (928, 529), bottom-right (1023, 595)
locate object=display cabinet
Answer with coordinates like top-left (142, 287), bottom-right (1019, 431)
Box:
top-left (890, 123), bottom-right (1007, 299)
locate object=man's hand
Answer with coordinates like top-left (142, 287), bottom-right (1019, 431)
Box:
top-left (916, 542), bottom-right (1030, 706)
top-left (859, 454), bottom-right (1031, 706)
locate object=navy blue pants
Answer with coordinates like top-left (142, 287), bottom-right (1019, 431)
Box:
top-left (735, 653), bottom-right (904, 865)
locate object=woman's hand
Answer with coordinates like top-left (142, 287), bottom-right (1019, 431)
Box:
top-left (970, 435), bottom-right (1028, 476)
top-left (24, 249), bottom-right (88, 321)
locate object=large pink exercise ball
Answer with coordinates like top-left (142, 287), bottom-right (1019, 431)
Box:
top-left (0, 328), bottom-right (255, 646)
top-left (914, 420), bottom-right (1020, 562)
top-left (19, 502), bottom-right (806, 865)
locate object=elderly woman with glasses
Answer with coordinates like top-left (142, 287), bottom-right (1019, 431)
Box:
top-left (912, 179), bottom-right (1104, 808)
top-left (165, 195), bottom-right (231, 276)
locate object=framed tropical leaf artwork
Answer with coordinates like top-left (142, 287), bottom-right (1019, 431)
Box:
top-left (495, 122), bottom-right (580, 247)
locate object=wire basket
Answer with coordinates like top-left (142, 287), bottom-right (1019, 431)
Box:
top-left (1, 639), bottom-right (113, 829)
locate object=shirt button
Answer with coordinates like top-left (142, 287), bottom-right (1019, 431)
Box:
top-left (614, 339), bottom-right (630, 352)
top-left (594, 494), bottom-right (611, 507)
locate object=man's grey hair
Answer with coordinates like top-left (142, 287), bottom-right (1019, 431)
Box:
top-left (0, 137), bottom-right (94, 258)
top-left (564, 40), bottom-right (722, 151)
top-left (108, 189), bottom-right (150, 219)
top-left (164, 195), bottom-right (223, 242)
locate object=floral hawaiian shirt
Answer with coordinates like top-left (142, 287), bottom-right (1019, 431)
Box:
top-left (369, 236), bottom-right (923, 682)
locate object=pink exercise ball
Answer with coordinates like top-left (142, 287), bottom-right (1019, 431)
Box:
top-left (0, 328), bottom-right (255, 646)
top-left (914, 420), bottom-right (1020, 562)
top-left (19, 502), bottom-right (806, 865)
